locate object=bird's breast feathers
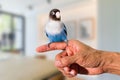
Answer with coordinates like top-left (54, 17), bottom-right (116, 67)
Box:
top-left (45, 21), bottom-right (63, 34)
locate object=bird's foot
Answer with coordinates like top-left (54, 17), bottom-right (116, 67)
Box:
top-left (65, 40), bottom-right (68, 47)
top-left (47, 42), bottom-right (52, 48)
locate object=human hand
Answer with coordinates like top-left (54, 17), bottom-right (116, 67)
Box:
top-left (36, 40), bottom-right (104, 77)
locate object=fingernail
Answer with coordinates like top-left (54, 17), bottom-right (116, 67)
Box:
top-left (70, 70), bottom-right (75, 76)
top-left (55, 61), bottom-right (62, 67)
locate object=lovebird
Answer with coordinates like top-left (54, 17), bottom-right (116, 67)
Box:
top-left (45, 9), bottom-right (67, 46)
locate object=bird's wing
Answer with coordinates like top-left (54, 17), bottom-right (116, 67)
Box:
top-left (45, 32), bottom-right (48, 37)
top-left (63, 23), bottom-right (67, 36)
top-left (45, 22), bottom-right (49, 37)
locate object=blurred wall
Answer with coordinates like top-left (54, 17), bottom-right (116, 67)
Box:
top-left (98, 0), bottom-right (120, 51)
top-left (25, 13), bottom-right (38, 56)
top-left (96, 0), bottom-right (120, 80)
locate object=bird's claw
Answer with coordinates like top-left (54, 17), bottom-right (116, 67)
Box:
top-left (65, 40), bottom-right (68, 47)
top-left (47, 43), bottom-right (51, 48)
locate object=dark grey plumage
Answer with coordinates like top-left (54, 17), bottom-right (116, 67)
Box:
top-left (49, 9), bottom-right (61, 21)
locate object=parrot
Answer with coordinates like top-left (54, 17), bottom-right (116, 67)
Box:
top-left (45, 9), bottom-right (68, 47)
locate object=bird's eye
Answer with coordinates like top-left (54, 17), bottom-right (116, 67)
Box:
top-left (52, 12), bottom-right (55, 15)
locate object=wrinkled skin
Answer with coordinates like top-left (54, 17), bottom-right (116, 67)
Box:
top-left (36, 40), bottom-right (104, 77)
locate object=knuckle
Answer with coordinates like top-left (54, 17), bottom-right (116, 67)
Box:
top-left (62, 58), bottom-right (69, 66)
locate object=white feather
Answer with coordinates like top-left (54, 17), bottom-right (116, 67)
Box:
top-left (56, 12), bottom-right (60, 19)
top-left (45, 20), bottom-right (63, 34)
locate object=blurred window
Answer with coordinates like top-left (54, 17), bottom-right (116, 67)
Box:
top-left (0, 11), bottom-right (25, 54)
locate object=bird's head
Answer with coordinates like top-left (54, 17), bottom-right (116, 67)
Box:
top-left (49, 9), bottom-right (61, 21)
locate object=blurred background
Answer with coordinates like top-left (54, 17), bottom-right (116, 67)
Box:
top-left (0, 0), bottom-right (120, 80)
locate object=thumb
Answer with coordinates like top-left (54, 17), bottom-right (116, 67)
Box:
top-left (55, 55), bottom-right (77, 68)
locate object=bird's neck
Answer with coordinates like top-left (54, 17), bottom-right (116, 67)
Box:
top-left (49, 19), bottom-right (60, 23)
top-left (49, 18), bottom-right (61, 21)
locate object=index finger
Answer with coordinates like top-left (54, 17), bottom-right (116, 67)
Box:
top-left (36, 42), bottom-right (67, 52)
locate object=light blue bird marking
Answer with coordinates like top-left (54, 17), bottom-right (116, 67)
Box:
top-left (46, 24), bottom-right (67, 43)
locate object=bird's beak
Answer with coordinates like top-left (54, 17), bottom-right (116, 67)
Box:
top-left (56, 12), bottom-right (61, 19)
